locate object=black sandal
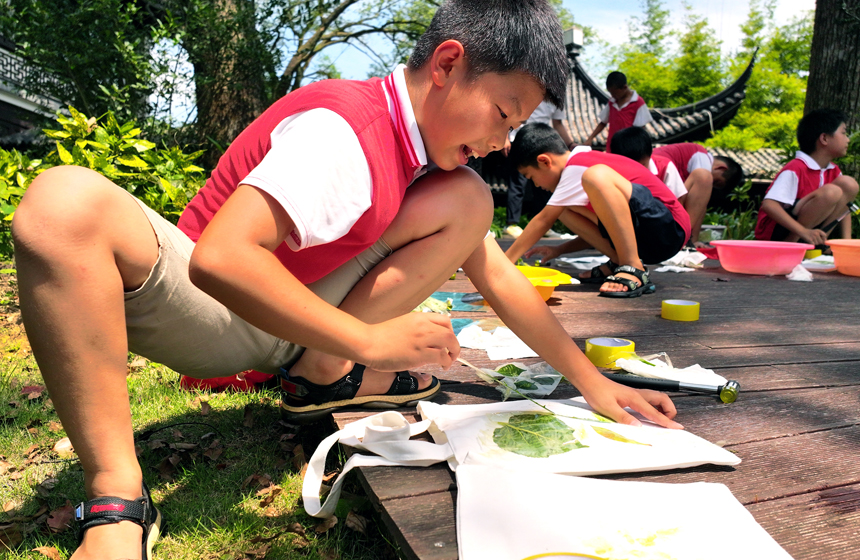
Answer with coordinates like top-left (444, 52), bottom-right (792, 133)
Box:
top-left (279, 363), bottom-right (441, 422)
top-left (75, 482), bottom-right (162, 560)
top-left (579, 261), bottom-right (618, 284)
top-left (598, 265), bottom-right (656, 298)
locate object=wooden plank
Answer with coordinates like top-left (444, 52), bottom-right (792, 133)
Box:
top-left (746, 483), bottom-right (860, 559)
top-left (377, 491), bottom-right (458, 560)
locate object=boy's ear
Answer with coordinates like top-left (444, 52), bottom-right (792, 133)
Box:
top-left (536, 153), bottom-right (553, 169)
top-left (429, 39), bottom-right (467, 88)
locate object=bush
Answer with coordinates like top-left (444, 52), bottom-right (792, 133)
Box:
top-left (703, 180), bottom-right (761, 240)
top-left (0, 107), bottom-right (206, 259)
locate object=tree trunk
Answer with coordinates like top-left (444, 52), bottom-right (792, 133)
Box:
top-left (183, 0), bottom-right (269, 170)
top-left (805, 0), bottom-right (860, 130)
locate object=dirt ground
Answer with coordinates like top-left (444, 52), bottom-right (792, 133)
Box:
top-left (0, 264), bottom-right (31, 359)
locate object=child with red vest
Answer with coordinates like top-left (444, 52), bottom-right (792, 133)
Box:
top-left (583, 71), bottom-right (652, 153)
top-left (653, 142), bottom-right (744, 245)
top-left (11, 2), bottom-right (683, 558)
top-left (755, 109), bottom-right (858, 244)
top-left (505, 123), bottom-right (691, 298)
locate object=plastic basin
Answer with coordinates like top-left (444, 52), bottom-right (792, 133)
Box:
top-left (516, 266), bottom-right (573, 301)
top-left (710, 240), bottom-right (813, 275)
top-left (828, 239), bottom-right (860, 277)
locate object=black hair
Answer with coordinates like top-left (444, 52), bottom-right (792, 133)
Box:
top-left (508, 122), bottom-right (568, 170)
top-left (714, 156), bottom-right (744, 190)
top-left (407, 0), bottom-right (567, 108)
top-left (797, 108), bottom-right (849, 154)
top-left (606, 71), bottom-right (627, 90)
top-left (610, 126), bottom-right (652, 162)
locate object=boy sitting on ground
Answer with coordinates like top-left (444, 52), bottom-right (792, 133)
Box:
top-left (504, 123), bottom-right (690, 298)
top-left (11, 2), bottom-right (682, 559)
top-left (754, 108), bottom-right (858, 244)
top-left (583, 71), bottom-right (652, 153)
top-left (652, 142), bottom-right (744, 246)
top-left (612, 127), bottom-right (709, 247)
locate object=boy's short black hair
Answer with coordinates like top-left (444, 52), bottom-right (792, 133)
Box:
top-left (797, 108), bottom-right (849, 154)
top-left (606, 71), bottom-right (627, 89)
top-left (407, 0), bottom-right (567, 108)
top-left (714, 156), bottom-right (744, 190)
top-left (508, 122), bottom-right (568, 170)
top-left (610, 126), bottom-right (652, 162)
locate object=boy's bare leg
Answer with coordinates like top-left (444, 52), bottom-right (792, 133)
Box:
top-left (289, 167), bottom-right (493, 392)
top-left (833, 175), bottom-right (859, 239)
top-left (682, 179), bottom-right (712, 245)
top-left (556, 208), bottom-right (618, 281)
top-left (13, 166), bottom-right (160, 560)
top-left (581, 166), bottom-right (645, 293)
top-left (784, 183), bottom-right (844, 243)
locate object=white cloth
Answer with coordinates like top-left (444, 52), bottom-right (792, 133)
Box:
top-left (615, 357), bottom-right (728, 386)
top-left (786, 263), bottom-right (813, 281)
top-left (457, 464), bottom-right (794, 560)
top-left (456, 324), bottom-right (538, 360)
top-left (659, 249), bottom-right (708, 269)
top-left (765, 151), bottom-right (840, 206)
top-left (547, 146), bottom-right (594, 207)
top-left (554, 255), bottom-right (610, 270)
top-left (241, 64), bottom-right (425, 250)
top-left (802, 255), bottom-right (836, 272)
top-left (598, 90), bottom-right (653, 126)
top-left (509, 100), bottom-right (566, 141)
top-left (649, 157), bottom-right (687, 197)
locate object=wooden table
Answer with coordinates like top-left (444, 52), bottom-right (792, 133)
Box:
top-left (333, 249), bottom-right (860, 560)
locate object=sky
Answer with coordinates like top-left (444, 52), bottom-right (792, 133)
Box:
top-left (331, 0), bottom-right (817, 80)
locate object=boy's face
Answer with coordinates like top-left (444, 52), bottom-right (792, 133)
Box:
top-left (418, 41), bottom-right (544, 171)
top-left (518, 158), bottom-right (561, 192)
top-left (607, 85), bottom-right (627, 100)
top-left (823, 123), bottom-right (850, 158)
top-left (712, 162), bottom-right (728, 189)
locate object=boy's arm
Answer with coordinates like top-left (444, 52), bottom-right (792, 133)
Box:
top-left (552, 119), bottom-right (576, 148)
top-left (583, 122), bottom-right (606, 146)
top-left (464, 238), bottom-right (682, 429)
top-left (190, 184), bottom-right (459, 372)
top-left (760, 199), bottom-right (828, 245)
top-left (504, 204), bottom-right (564, 263)
top-left (524, 236), bottom-right (593, 262)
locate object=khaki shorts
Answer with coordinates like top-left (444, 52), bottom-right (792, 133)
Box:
top-left (124, 196), bottom-right (391, 379)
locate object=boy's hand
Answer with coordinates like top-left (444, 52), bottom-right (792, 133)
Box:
top-left (524, 245), bottom-right (561, 262)
top-left (363, 313), bottom-right (460, 372)
top-left (800, 227), bottom-right (828, 246)
top-left (578, 376), bottom-right (684, 430)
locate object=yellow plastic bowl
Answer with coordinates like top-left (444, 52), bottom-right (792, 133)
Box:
top-left (516, 266), bottom-right (573, 301)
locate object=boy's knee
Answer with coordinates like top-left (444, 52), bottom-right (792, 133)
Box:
top-left (834, 175), bottom-right (859, 197)
top-left (426, 166), bottom-right (494, 227)
top-left (818, 182), bottom-right (844, 204)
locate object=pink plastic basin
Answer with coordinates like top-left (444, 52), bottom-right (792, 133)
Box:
top-left (710, 240), bottom-right (813, 275)
top-left (828, 239), bottom-right (860, 277)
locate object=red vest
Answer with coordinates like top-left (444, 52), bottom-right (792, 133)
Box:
top-left (653, 143), bottom-right (709, 182)
top-left (567, 151), bottom-right (691, 244)
top-left (178, 78), bottom-right (416, 285)
top-left (606, 96), bottom-right (647, 152)
top-left (754, 157), bottom-right (843, 240)
top-left (651, 155), bottom-right (673, 183)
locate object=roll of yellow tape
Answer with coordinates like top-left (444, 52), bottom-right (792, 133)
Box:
top-left (585, 337), bottom-right (636, 369)
top-left (804, 249), bottom-right (822, 259)
top-left (661, 299), bottom-right (700, 322)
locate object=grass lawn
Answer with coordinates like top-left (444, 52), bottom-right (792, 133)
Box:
top-left (0, 267), bottom-right (398, 560)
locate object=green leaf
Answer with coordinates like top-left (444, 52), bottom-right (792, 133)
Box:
top-left (493, 413), bottom-right (587, 458)
top-left (592, 426), bottom-right (651, 446)
top-left (56, 143), bottom-right (73, 164)
top-left (514, 380), bottom-right (538, 390)
top-left (116, 155), bottom-right (149, 168)
top-left (85, 140), bottom-right (110, 151)
top-left (496, 364), bottom-right (526, 377)
top-left (43, 129), bottom-right (71, 139)
top-left (129, 139), bottom-right (156, 152)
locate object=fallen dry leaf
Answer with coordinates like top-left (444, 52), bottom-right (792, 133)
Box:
top-left (21, 385), bottom-right (44, 399)
top-left (285, 522), bottom-right (306, 536)
top-left (32, 546), bottom-right (62, 560)
top-left (345, 510), bottom-right (368, 534)
top-left (203, 447), bottom-right (223, 462)
top-left (243, 543), bottom-right (271, 558)
top-left (3, 500), bottom-right (20, 515)
top-left (52, 437), bottom-right (74, 458)
top-left (241, 473), bottom-right (272, 491)
top-left (46, 501), bottom-right (74, 533)
top-left (35, 478), bottom-right (58, 498)
top-left (47, 421), bottom-right (63, 433)
top-left (0, 459), bottom-right (15, 475)
top-left (0, 522), bottom-right (24, 548)
top-left (320, 548), bottom-right (340, 560)
top-left (170, 442), bottom-right (197, 451)
top-left (314, 515), bottom-right (338, 534)
top-left (257, 486), bottom-right (282, 507)
top-left (292, 445), bottom-right (308, 479)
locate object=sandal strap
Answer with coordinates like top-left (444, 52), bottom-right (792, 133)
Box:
top-left (279, 364), bottom-right (364, 405)
top-left (385, 371), bottom-right (419, 395)
top-left (602, 275), bottom-right (639, 292)
top-left (612, 265), bottom-right (649, 284)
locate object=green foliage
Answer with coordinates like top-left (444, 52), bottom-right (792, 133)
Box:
top-left (703, 180), bottom-right (761, 240)
top-left (0, 107), bottom-right (206, 259)
top-left (836, 131), bottom-right (860, 238)
top-left (673, 6), bottom-right (725, 105)
top-left (628, 0), bottom-right (671, 57)
top-left (493, 413), bottom-right (586, 458)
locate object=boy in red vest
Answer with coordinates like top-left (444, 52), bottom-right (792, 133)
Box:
top-left (11, 2), bottom-right (682, 559)
top-left (505, 123), bottom-right (691, 297)
top-left (583, 71), bottom-right (652, 152)
top-left (755, 108), bottom-right (858, 244)
top-left (653, 142), bottom-right (744, 245)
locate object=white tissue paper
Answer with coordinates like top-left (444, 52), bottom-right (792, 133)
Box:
top-left (456, 324), bottom-right (538, 360)
top-left (786, 263), bottom-right (813, 282)
top-left (660, 249), bottom-right (709, 269)
top-left (802, 255), bottom-right (836, 272)
top-left (553, 256), bottom-right (609, 270)
top-left (472, 361), bottom-right (563, 400)
top-left (615, 357), bottom-right (728, 386)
